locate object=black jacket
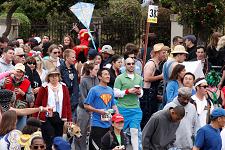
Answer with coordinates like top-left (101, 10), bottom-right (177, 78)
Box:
top-left (25, 65), bottom-right (42, 89)
top-left (59, 60), bottom-right (79, 108)
top-left (101, 130), bottom-right (127, 150)
top-left (108, 67), bottom-right (120, 88)
top-left (186, 45), bottom-right (197, 61)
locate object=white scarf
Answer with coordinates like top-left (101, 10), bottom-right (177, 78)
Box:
top-left (47, 83), bottom-right (63, 118)
top-left (49, 56), bottom-right (60, 67)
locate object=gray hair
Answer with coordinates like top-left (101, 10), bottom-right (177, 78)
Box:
top-left (178, 87), bottom-right (192, 97)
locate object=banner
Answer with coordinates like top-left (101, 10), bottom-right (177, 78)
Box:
top-left (182, 60), bottom-right (205, 79)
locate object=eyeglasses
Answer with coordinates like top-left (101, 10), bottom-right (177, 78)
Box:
top-left (126, 63), bottom-right (135, 66)
top-left (199, 85), bottom-right (208, 89)
top-left (32, 145), bottom-right (45, 149)
top-left (17, 54), bottom-right (25, 57)
top-left (53, 51), bottom-right (60, 54)
top-left (27, 62), bottom-right (36, 65)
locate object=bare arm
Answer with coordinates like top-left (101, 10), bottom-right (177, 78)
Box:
top-left (84, 104), bottom-right (106, 115)
top-left (112, 105), bottom-right (119, 114)
top-left (144, 61), bottom-right (163, 82)
top-left (219, 70), bottom-right (225, 89)
top-left (192, 146), bottom-right (200, 150)
top-left (10, 106), bottom-right (48, 116)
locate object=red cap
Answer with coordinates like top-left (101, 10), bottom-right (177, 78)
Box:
top-left (112, 114), bottom-right (124, 123)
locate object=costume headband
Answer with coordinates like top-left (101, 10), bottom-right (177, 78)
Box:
top-left (195, 79), bottom-right (207, 87)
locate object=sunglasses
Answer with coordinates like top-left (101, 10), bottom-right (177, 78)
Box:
top-left (130, 56), bottom-right (136, 59)
top-left (179, 42), bottom-right (183, 44)
top-left (53, 51), bottom-right (60, 54)
top-left (27, 62), bottom-right (36, 65)
top-left (126, 63), bottom-right (135, 66)
top-left (115, 121), bottom-right (124, 124)
top-left (17, 54), bottom-right (25, 58)
top-left (32, 145), bottom-right (45, 149)
top-left (199, 85), bottom-right (208, 89)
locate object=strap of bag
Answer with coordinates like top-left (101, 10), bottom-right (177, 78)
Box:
top-left (92, 139), bottom-right (100, 150)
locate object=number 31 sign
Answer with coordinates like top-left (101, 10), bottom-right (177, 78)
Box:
top-left (147, 5), bottom-right (158, 23)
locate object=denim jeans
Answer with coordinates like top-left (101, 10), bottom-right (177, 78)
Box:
top-left (16, 116), bottom-right (27, 131)
top-left (75, 105), bottom-right (91, 150)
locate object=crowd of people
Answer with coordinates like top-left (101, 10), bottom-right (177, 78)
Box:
top-left (0, 28), bottom-right (225, 150)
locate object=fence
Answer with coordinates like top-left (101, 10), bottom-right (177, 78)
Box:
top-left (18, 20), bottom-right (171, 54)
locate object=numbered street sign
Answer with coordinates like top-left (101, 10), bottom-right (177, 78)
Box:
top-left (147, 5), bottom-right (158, 23)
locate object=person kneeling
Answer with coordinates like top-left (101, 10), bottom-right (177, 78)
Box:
top-left (101, 114), bottom-right (127, 150)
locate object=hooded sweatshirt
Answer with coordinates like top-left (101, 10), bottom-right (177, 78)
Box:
top-left (164, 97), bottom-right (200, 149)
top-left (79, 75), bottom-right (99, 108)
top-left (142, 109), bottom-right (180, 150)
top-left (0, 58), bottom-right (14, 87)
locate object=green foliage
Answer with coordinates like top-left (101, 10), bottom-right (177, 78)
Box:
top-left (162, 0), bottom-right (225, 41)
top-left (107, 0), bottom-right (141, 22)
top-left (0, 12), bottom-right (31, 38)
top-left (83, 0), bottom-right (109, 9)
top-left (141, 6), bottom-right (172, 45)
top-left (96, 0), bottom-right (142, 51)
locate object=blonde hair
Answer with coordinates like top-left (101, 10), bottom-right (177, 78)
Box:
top-left (216, 35), bottom-right (225, 51)
top-left (63, 49), bottom-right (75, 60)
top-left (34, 56), bottom-right (44, 70)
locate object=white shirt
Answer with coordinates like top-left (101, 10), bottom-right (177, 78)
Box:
top-left (191, 95), bottom-right (214, 127)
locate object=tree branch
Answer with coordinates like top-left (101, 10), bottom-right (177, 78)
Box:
top-left (2, 3), bottom-right (19, 38)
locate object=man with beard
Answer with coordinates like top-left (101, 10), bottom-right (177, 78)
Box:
top-left (114, 57), bottom-right (143, 150)
top-left (164, 87), bottom-right (200, 149)
top-left (142, 43), bottom-right (167, 127)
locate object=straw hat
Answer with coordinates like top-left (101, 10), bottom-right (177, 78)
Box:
top-left (153, 43), bottom-right (165, 52)
top-left (15, 63), bottom-right (25, 73)
top-left (171, 45), bottom-right (188, 54)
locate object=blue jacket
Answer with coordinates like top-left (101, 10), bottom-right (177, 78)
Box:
top-left (166, 80), bottom-right (179, 104)
top-left (59, 60), bottom-right (79, 107)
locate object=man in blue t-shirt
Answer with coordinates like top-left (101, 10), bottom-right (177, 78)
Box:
top-left (84, 68), bottom-right (118, 149)
top-left (193, 108), bottom-right (225, 150)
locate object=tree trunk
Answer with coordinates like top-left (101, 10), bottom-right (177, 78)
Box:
top-left (2, 4), bottom-right (19, 38)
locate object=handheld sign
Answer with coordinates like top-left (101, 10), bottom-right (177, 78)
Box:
top-left (147, 5), bottom-right (158, 23)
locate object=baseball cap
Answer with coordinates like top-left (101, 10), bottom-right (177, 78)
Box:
top-left (14, 47), bottom-right (25, 56)
top-left (184, 35), bottom-right (196, 43)
top-left (211, 108), bottom-right (225, 119)
top-left (112, 114), bottom-right (124, 123)
top-left (88, 48), bottom-right (98, 58)
top-left (15, 63), bottom-right (25, 73)
top-left (101, 45), bottom-right (114, 55)
top-left (53, 137), bottom-right (71, 150)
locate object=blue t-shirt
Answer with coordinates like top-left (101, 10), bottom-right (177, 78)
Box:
top-left (194, 124), bottom-right (222, 150)
top-left (84, 85), bottom-right (115, 128)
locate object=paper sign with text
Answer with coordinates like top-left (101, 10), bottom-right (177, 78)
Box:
top-left (147, 5), bottom-right (158, 23)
